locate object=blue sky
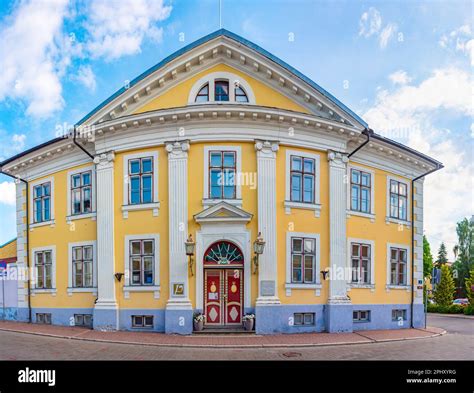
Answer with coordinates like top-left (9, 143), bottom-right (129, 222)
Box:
top-left (0, 0), bottom-right (472, 258)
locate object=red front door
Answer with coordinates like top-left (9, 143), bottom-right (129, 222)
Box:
top-left (204, 268), bottom-right (243, 326)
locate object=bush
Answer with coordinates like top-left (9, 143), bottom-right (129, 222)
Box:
top-left (427, 304), bottom-right (465, 314)
top-left (463, 305), bottom-right (474, 315)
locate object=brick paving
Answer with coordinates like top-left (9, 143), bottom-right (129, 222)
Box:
top-left (0, 320), bottom-right (444, 348)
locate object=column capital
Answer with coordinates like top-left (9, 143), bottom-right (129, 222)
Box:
top-left (254, 140), bottom-right (279, 158)
top-left (166, 140), bottom-right (190, 158)
top-left (94, 152), bottom-right (115, 169)
top-left (327, 150), bottom-right (348, 168)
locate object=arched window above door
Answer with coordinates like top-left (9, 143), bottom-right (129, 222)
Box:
top-left (204, 241), bottom-right (244, 266)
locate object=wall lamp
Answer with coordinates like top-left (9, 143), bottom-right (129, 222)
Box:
top-left (185, 234), bottom-right (196, 276)
top-left (252, 232), bottom-right (266, 274)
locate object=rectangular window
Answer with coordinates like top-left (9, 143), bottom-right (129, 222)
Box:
top-left (209, 151), bottom-right (236, 199)
top-left (350, 169), bottom-right (371, 213)
top-left (353, 310), bottom-right (370, 322)
top-left (36, 313), bottom-right (51, 324)
top-left (214, 80), bottom-right (229, 101)
top-left (350, 243), bottom-right (371, 284)
top-left (290, 155), bottom-right (315, 203)
top-left (132, 315), bottom-right (154, 328)
top-left (71, 171), bottom-right (92, 215)
top-left (33, 182), bottom-right (51, 223)
top-left (390, 247), bottom-right (407, 285)
top-left (389, 180), bottom-right (407, 220)
top-left (128, 157), bottom-right (153, 205)
top-left (130, 239), bottom-right (154, 286)
top-left (72, 245), bottom-right (93, 288)
top-left (35, 250), bottom-right (53, 289)
top-left (74, 314), bottom-right (93, 328)
top-left (392, 309), bottom-right (407, 321)
top-left (291, 237), bottom-right (316, 284)
top-left (293, 313), bottom-right (315, 326)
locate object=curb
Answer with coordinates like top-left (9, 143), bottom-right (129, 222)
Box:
top-left (0, 326), bottom-right (447, 349)
top-left (428, 313), bottom-right (474, 320)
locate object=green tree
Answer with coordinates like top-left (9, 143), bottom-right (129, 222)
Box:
top-left (433, 265), bottom-right (455, 306)
top-left (436, 242), bottom-right (448, 267)
top-left (465, 268), bottom-right (474, 306)
top-left (452, 217), bottom-right (474, 297)
top-left (423, 235), bottom-right (434, 278)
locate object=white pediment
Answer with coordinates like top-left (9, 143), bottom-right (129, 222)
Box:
top-left (194, 201), bottom-right (253, 223)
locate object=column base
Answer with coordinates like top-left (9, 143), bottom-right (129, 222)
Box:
top-left (93, 301), bottom-right (118, 331)
top-left (165, 299), bottom-right (193, 335)
top-left (325, 299), bottom-right (353, 333)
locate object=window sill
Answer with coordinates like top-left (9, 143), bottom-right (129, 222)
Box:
top-left (385, 217), bottom-right (411, 226)
top-left (202, 199), bottom-right (242, 208)
top-left (347, 283), bottom-right (375, 292)
top-left (31, 288), bottom-right (57, 296)
top-left (30, 220), bottom-right (55, 230)
top-left (346, 210), bottom-right (375, 222)
top-left (122, 202), bottom-right (160, 219)
top-left (386, 285), bottom-right (411, 292)
top-left (66, 212), bottom-right (96, 223)
top-left (123, 285), bottom-right (160, 299)
top-left (284, 201), bottom-right (322, 217)
top-left (285, 283), bottom-right (322, 297)
top-left (67, 287), bottom-right (97, 296)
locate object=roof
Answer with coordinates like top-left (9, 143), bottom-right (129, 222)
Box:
top-left (0, 238), bottom-right (16, 249)
top-left (0, 29), bottom-right (441, 169)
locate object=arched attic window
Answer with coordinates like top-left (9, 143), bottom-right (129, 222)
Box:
top-left (195, 83), bottom-right (209, 102)
top-left (234, 85), bottom-right (248, 102)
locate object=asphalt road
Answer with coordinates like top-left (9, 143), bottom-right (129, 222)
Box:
top-left (0, 314), bottom-right (472, 360)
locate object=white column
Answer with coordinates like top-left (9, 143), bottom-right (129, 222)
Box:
top-left (15, 181), bottom-right (28, 320)
top-left (165, 141), bottom-right (192, 309)
top-left (255, 140), bottom-right (280, 305)
top-left (328, 151), bottom-right (350, 303)
top-left (93, 152), bottom-right (118, 329)
top-left (413, 179), bottom-right (424, 304)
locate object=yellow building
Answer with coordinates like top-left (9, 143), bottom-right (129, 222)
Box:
top-left (0, 30), bottom-right (442, 334)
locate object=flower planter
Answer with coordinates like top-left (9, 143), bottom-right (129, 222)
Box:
top-left (243, 318), bottom-right (254, 331)
top-left (193, 320), bottom-right (204, 331)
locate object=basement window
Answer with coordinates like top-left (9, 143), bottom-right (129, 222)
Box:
top-left (74, 314), bottom-right (93, 328)
top-left (294, 312), bottom-right (315, 326)
top-left (392, 309), bottom-right (407, 321)
top-left (36, 313), bottom-right (51, 324)
top-left (353, 310), bottom-right (370, 322)
top-left (132, 315), bottom-right (153, 328)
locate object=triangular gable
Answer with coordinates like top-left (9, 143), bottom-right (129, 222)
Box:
top-left (194, 201), bottom-right (253, 223)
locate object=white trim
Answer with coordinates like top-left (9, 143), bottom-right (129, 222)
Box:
top-left (386, 175), bottom-right (411, 225)
top-left (66, 164), bottom-right (96, 219)
top-left (386, 242), bottom-right (411, 291)
top-left (285, 231), bottom-right (321, 296)
top-left (346, 237), bottom-right (375, 286)
top-left (67, 240), bottom-right (98, 294)
top-left (29, 176), bottom-right (54, 226)
top-left (122, 151), bottom-right (159, 218)
top-left (284, 149), bottom-right (321, 217)
top-left (346, 163), bottom-right (375, 219)
top-left (31, 245), bottom-right (56, 291)
top-left (123, 233), bottom-right (160, 299)
top-left (188, 71), bottom-right (256, 104)
top-left (203, 145), bottom-right (242, 200)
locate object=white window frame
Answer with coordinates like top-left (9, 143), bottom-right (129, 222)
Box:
top-left (66, 165), bottom-right (96, 222)
top-left (188, 72), bottom-right (256, 104)
top-left (386, 175), bottom-right (411, 225)
top-left (67, 241), bottom-right (98, 295)
top-left (31, 245), bottom-right (56, 294)
top-left (29, 176), bottom-right (55, 228)
top-left (122, 151), bottom-right (159, 218)
top-left (123, 233), bottom-right (160, 299)
top-left (284, 149), bottom-right (321, 217)
top-left (346, 164), bottom-right (375, 220)
top-left (203, 145), bottom-right (242, 206)
top-left (386, 243), bottom-right (411, 291)
top-left (346, 238), bottom-right (375, 289)
top-left (285, 232), bottom-right (321, 296)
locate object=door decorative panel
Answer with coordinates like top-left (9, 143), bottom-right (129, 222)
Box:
top-left (204, 269), bottom-right (222, 325)
top-left (225, 269), bottom-right (243, 325)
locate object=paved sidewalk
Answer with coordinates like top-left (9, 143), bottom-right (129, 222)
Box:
top-left (0, 321), bottom-right (445, 348)
top-left (427, 312), bottom-right (474, 320)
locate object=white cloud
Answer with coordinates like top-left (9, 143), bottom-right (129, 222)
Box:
top-left (0, 0), bottom-right (71, 117)
top-left (0, 132), bottom-right (27, 162)
top-left (439, 24), bottom-right (474, 65)
top-left (72, 65), bottom-right (96, 91)
top-left (379, 23), bottom-right (398, 49)
top-left (359, 7), bottom-right (382, 38)
top-left (84, 0), bottom-right (172, 60)
top-left (0, 181), bottom-right (16, 206)
top-left (389, 70), bottom-right (412, 85)
top-left (364, 67), bottom-right (474, 259)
